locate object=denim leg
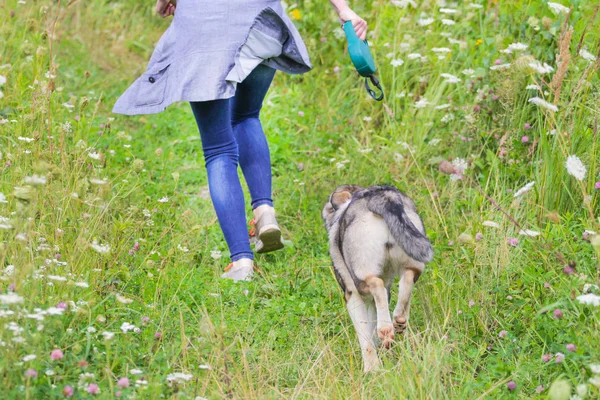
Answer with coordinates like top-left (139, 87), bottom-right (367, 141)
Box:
top-left (190, 99), bottom-right (253, 262)
top-left (232, 64), bottom-right (276, 210)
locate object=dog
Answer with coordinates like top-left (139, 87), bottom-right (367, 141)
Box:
top-left (322, 184), bottom-right (433, 372)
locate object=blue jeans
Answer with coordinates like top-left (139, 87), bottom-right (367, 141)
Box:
top-left (190, 64), bottom-right (276, 262)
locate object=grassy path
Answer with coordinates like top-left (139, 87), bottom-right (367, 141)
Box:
top-left (0, 0), bottom-right (599, 398)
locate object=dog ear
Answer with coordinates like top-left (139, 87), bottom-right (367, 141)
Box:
top-left (330, 190), bottom-right (352, 209)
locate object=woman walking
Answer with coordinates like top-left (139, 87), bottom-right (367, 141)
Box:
top-left (113, 0), bottom-right (367, 281)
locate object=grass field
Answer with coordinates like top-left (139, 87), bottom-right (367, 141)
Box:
top-left (1, 0), bottom-right (600, 398)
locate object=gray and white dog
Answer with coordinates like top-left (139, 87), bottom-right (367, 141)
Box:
top-left (322, 184), bottom-right (433, 372)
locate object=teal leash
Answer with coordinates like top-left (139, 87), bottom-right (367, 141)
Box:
top-left (343, 21), bottom-right (384, 102)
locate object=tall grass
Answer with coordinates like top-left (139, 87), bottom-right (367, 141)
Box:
top-left (0, 0), bottom-right (599, 398)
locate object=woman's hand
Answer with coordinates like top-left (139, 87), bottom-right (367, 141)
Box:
top-left (329, 0), bottom-right (367, 40)
top-left (156, 0), bottom-right (176, 17)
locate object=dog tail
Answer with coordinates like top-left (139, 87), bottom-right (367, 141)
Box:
top-left (367, 188), bottom-right (434, 263)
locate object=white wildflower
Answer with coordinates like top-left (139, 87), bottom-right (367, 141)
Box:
top-left (435, 104), bottom-right (450, 110)
top-left (589, 364), bottom-right (600, 374)
top-left (363, 116), bottom-right (372, 122)
top-left (130, 369), bottom-right (143, 375)
top-left (513, 181), bottom-right (535, 197)
top-left (0, 193), bottom-right (7, 203)
top-left (519, 229), bottom-right (541, 237)
top-left (441, 113), bottom-right (455, 123)
top-left (526, 84), bottom-right (539, 90)
top-left (89, 178), bottom-right (107, 185)
top-left (528, 61), bottom-right (554, 74)
top-left (441, 19), bottom-right (456, 25)
top-left (565, 155), bottom-right (587, 181)
top-left (579, 49), bottom-right (596, 62)
top-left (158, 196), bottom-right (169, 203)
top-left (166, 372), bottom-right (193, 383)
top-left (418, 17), bottom-right (435, 26)
top-left (399, 42), bottom-right (411, 52)
top-left (47, 275), bottom-right (67, 282)
top-left (407, 53), bottom-right (422, 60)
top-left (548, 2), bottom-right (570, 15)
top-left (448, 38), bottom-right (467, 47)
top-left (0, 215), bottom-right (12, 230)
top-left (198, 364), bottom-right (211, 370)
top-left (0, 293), bottom-right (24, 304)
top-left (116, 294), bottom-right (133, 304)
top-left (432, 47), bottom-right (452, 53)
top-left (490, 63), bottom-right (511, 70)
top-left (135, 379), bottom-right (148, 387)
top-left (577, 293), bottom-right (600, 306)
top-left (60, 121), bottom-right (72, 134)
top-left (440, 73), bottom-right (461, 83)
top-left (439, 8), bottom-right (457, 14)
top-left (500, 42), bottom-right (528, 54)
top-left (4, 265), bottom-right (15, 276)
top-left (24, 175), bottom-right (47, 185)
top-left (88, 152), bottom-right (102, 160)
top-left (528, 97), bottom-right (558, 112)
top-left (23, 354), bottom-right (37, 362)
top-left (0, 75), bottom-right (6, 86)
top-left (391, 0), bottom-right (416, 7)
top-left (18, 136), bottom-right (34, 142)
top-left (90, 240), bottom-right (110, 254)
top-left (75, 282), bottom-right (89, 288)
top-left (469, 3), bottom-right (483, 9)
top-left (461, 69), bottom-right (475, 77)
top-left (390, 58), bottom-right (404, 67)
top-left (86, 326), bottom-right (97, 333)
top-left (120, 322), bottom-right (136, 333)
top-left (210, 250), bottom-right (222, 260)
top-left (414, 98), bottom-right (431, 108)
top-left (482, 221), bottom-right (500, 228)
top-left (45, 307), bottom-right (65, 315)
top-left (102, 331), bottom-right (115, 340)
top-left (333, 27), bottom-right (345, 40)
top-left (583, 283), bottom-right (599, 293)
top-left (450, 157), bottom-right (469, 180)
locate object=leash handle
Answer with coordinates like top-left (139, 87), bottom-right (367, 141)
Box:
top-left (365, 75), bottom-right (384, 101)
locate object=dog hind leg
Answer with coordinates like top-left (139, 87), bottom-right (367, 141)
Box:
top-left (346, 291), bottom-right (381, 373)
top-left (393, 265), bottom-right (422, 334)
top-left (365, 276), bottom-right (394, 349)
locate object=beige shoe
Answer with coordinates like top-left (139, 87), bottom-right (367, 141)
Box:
top-left (221, 258), bottom-right (254, 282)
top-left (251, 205), bottom-right (284, 254)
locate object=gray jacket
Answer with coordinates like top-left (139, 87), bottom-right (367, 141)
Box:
top-left (113, 0), bottom-right (311, 115)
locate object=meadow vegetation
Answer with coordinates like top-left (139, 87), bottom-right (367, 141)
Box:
top-left (1, 0), bottom-right (599, 398)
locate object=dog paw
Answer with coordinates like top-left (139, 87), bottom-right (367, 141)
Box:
top-left (377, 324), bottom-right (395, 349)
top-left (393, 316), bottom-right (408, 334)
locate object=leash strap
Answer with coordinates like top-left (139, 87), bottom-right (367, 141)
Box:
top-left (365, 75), bottom-right (384, 101)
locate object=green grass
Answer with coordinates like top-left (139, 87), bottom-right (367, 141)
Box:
top-left (1, 0), bottom-right (599, 398)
